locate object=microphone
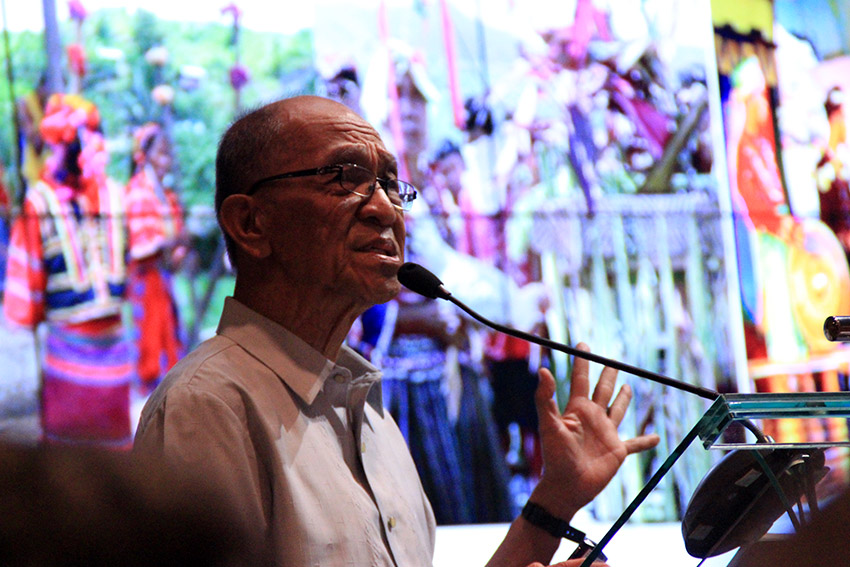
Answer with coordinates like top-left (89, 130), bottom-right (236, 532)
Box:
top-left (397, 264), bottom-right (830, 562)
top-left (397, 262), bottom-right (451, 300)
top-left (824, 316), bottom-right (850, 342)
top-left (397, 262), bottom-right (719, 401)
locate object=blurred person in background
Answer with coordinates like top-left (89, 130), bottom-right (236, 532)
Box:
top-left (4, 94), bottom-right (133, 448)
top-left (125, 122), bottom-right (188, 396)
top-left (0, 440), bottom-right (263, 566)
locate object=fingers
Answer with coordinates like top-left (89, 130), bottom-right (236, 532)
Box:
top-left (536, 366), bottom-right (557, 403)
top-left (571, 343), bottom-right (620, 412)
top-left (590, 365), bottom-right (618, 407)
top-left (570, 343), bottom-right (620, 418)
top-left (535, 367), bottom-right (560, 432)
top-left (605, 384), bottom-right (632, 426)
top-left (568, 343), bottom-right (590, 400)
top-left (624, 433), bottom-right (660, 455)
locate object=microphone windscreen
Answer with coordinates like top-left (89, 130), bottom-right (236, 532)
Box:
top-left (397, 262), bottom-right (449, 299)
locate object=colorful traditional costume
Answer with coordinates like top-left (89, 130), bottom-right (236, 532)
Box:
top-left (4, 94), bottom-right (133, 447)
top-left (125, 123), bottom-right (185, 392)
top-left (17, 89), bottom-right (47, 188)
top-left (0, 166), bottom-right (10, 293)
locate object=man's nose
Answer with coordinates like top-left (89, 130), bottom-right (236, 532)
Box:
top-left (360, 182), bottom-right (401, 223)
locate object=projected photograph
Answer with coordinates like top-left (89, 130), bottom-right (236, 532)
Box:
top-left (1, 0), bottom-right (742, 528)
top-left (312, 0), bottom-right (738, 525)
top-left (711, 0), bottom-right (850, 496)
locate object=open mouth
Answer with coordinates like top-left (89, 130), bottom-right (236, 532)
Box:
top-left (358, 239), bottom-right (398, 257)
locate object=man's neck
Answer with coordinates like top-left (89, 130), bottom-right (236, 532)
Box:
top-left (232, 283), bottom-right (360, 362)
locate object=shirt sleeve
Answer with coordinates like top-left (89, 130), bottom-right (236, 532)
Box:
top-left (134, 384), bottom-right (269, 544)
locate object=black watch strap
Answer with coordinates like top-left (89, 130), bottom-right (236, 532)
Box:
top-left (520, 501), bottom-right (586, 542)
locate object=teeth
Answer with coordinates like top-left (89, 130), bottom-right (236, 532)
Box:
top-left (364, 242), bottom-right (394, 255)
top-left (361, 246), bottom-right (387, 255)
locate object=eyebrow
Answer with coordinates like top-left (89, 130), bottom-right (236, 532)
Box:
top-left (325, 147), bottom-right (398, 176)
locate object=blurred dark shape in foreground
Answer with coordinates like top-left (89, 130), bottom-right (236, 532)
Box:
top-left (0, 441), bottom-right (265, 566)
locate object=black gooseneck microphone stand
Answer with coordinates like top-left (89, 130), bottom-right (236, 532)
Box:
top-left (397, 262), bottom-right (831, 564)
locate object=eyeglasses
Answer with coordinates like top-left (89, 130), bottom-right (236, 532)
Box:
top-left (247, 163), bottom-right (417, 211)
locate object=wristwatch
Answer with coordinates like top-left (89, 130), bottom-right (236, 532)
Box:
top-left (521, 501), bottom-right (607, 561)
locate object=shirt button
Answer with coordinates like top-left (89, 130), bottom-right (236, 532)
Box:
top-left (361, 441), bottom-right (366, 453)
top-left (387, 516), bottom-right (397, 530)
top-left (333, 374), bottom-right (346, 384)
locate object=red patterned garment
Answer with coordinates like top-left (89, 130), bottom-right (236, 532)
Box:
top-left (4, 94), bottom-right (133, 447)
top-left (125, 163), bottom-right (185, 391)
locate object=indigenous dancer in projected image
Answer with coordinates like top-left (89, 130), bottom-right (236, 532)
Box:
top-left (453, 99), bottom-right (554, 497)
top-left (361, 45), bottom-right (550, 523)
top-left (4, 94), bottom-right (133, 448)
top-left (423, 139), bottom-right (516, 522)
top-left (126, 123), bottom-right (188, 396)
top-left (725, 56), bottom-right (812, 440)
top-left (725, 56), bottom-right (793, 339)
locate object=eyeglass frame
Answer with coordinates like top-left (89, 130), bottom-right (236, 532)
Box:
top-left (245, 162), bottom-right (417, 211)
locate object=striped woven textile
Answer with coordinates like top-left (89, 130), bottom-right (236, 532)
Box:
top-left (41, 318), bottom-right (133, 448)
top-left (380, 334), bottom-right (475, 525)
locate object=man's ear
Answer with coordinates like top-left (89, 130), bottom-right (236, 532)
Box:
top-left (219, 194), bottom-right (271, 259)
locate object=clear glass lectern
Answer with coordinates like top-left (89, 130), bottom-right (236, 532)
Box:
top-left (580, 392), bottom-right (850, 566)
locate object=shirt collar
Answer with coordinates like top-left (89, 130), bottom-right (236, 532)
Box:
top-left (216, 297), bottom-right (383, 409)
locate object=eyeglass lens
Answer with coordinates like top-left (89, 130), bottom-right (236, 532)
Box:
top-left (340, 165), bottom-right (407, 207)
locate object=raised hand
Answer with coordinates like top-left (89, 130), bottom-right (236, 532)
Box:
top-left (529, 343), bottom-right (660, 520)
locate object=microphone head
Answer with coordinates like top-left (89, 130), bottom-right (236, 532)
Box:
top-left (824, 316), bottom-right (850, 342)
top-left (397, 262), bottom-right (450, 300)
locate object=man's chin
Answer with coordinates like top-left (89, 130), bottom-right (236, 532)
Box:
top-left (369, 279), bottom-right (402, 305)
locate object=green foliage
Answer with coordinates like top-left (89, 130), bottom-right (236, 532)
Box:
top-left (131, 10), bottom-right (163, 55)
top-left (0, 7), bottom-right (315, 209)
top-left (0, 6), bottom-right (317, 342)
top-left (0, 30), bottom-right (46, 193)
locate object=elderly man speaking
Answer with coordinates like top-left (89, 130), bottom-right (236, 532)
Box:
top-left (134, 95), bottom-right (658, 567)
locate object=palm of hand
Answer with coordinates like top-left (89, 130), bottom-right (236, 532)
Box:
top-left (539, 395), bottom-right (630, 512)
top-left (531, 343), bottom-right (659, 518)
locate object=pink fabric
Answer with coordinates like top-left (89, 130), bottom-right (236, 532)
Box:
top-left (439, 0), bottom-right (464, 130)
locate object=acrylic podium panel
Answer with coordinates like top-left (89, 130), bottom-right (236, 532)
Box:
top-left (698, 393), bottom-right (850, 450)
top-left (579, 392), bottom-right (850, 566)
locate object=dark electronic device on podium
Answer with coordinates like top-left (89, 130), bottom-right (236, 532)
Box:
top-left (396, 262), bottom-right (837, 562)
top-left (681, 446), bottom-right (827, 558)
top-left (684, 314), bottom-right (850, 561)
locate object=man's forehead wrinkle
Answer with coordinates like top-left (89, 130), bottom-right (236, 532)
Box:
top-left (267, 96), bottom-right (397, 174)
top-left (325, 143), bottom-right (394, 167)
top-left (308, 123), bottom-right (396, 172)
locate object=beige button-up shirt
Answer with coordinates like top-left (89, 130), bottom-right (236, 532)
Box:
top-left (135, 297), bottom-right (436, 566)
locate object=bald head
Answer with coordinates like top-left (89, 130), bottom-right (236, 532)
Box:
top-left (215, 96), bottom-right (378, 263)
top-left (214, 95), bottom-right (406, 346)
top-left (216, 97), bottom-right (363, 212)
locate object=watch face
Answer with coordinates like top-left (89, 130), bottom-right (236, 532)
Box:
top-left (568, 539), bottom-right (607, 563)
